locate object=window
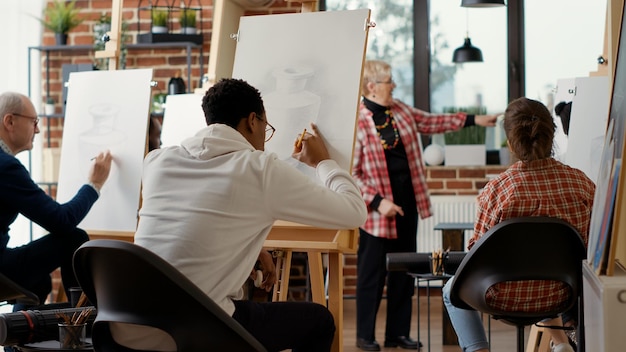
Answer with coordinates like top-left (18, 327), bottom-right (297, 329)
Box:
top-left (324, 0), bottom-right (414, 104)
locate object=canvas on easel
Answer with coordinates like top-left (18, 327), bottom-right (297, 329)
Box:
top-left (55, 69), bottom-right (153, 233)
top-left (231, 9), bottom-right (371, 176)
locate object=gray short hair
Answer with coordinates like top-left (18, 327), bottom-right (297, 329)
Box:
top-left (0, 92), bottom-right (27, 118)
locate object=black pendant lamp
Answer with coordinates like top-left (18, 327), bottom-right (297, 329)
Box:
top-left (461, 0), bottom-right (506, 7)
top-left (452, 10), bottom-right (484, 63)
top-left (453, 37), bottom-right (484, 63)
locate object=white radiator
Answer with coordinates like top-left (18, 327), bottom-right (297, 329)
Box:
top-left (416, 195), bottom-right (477, 252)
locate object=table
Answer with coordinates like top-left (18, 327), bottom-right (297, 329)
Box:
top-left (433, 222), bottom-right (473, 345)
top-left (409, 273), bottom-right (452, 352)
top-left (16, 338), bottom-right (93, 351)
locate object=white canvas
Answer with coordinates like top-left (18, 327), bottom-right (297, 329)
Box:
top-left (160, 93), bottom-right (206, 147)
top-left (231, 9), bottom-right (371, 175)
top-left (565, 75), bottom-right (610, 183)
top-left (56, 69), bottom-right (153, 232)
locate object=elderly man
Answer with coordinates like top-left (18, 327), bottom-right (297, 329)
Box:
top-left (0, 92), bottom-right (112, 306)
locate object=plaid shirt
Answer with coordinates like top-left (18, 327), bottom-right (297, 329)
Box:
top-left (352, 100), bottom-right (466, 239)
top-left (471, 158), bottom-right (595, 312)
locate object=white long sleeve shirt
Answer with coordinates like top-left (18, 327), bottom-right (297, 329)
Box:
top-left (134, 124), bottom-right (367, 315)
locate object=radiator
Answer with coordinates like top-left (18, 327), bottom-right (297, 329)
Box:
top-left (416, 195), bottom-right (477, 252)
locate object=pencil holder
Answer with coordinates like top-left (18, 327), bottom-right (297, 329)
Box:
top-left (429, 252), bottom-right (450, 276)
top-left (58, 323), bottom-right (86, 349)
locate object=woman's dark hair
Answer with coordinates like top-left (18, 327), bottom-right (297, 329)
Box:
top-left (503, 97), bottom-right (555, 161)
top-left (554, 101), bottom-right (572, 135)
top-left (201, 78), bottom-right (265, 128)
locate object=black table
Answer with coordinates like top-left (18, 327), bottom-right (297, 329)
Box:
top-left (16, 338), bottom-right (93, 352)
top-left (409, 272), bottom-right (452, 352)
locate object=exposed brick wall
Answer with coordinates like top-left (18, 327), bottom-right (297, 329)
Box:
top-left (342, 165), bottom-right (507, 297)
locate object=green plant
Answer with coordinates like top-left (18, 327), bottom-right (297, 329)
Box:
top-left (38, 0), bottom-right (83, 34)
top-left (442, 106), bottom-right (487, 145)
top-left (46, 97), bottom-right (55, 104)
top-left (179, 9), bottom-right (196, 28)
top-left (152, 9), bottom-right (169, 27)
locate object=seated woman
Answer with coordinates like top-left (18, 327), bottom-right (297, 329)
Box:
top-left (442, 97), bottom-right (595, 352)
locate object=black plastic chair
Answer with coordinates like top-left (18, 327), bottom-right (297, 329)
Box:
top-left (0, 272), bottom-right (40, 306)
top-left (449, 217), bottom-right (586, 352)
top-left (73, 239), bottom-right (268, 352)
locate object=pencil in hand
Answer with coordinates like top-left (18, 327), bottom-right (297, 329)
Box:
top-left (296, 128), bottom-right (307, 148)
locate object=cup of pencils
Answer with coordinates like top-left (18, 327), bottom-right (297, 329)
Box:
top-left (429, 249), bottom-right (448, 276)
top-left (57, 307), bottom-right (94, 349)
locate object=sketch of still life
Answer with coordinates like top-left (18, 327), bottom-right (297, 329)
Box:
top-left (264, 65), bottom-right (321, 160)
top-left (78, 103), bottom-right (126, 174)
top-left (232, 9), bottom-right (371, 181)
top-left (57, 68), bottom-right (153, 233)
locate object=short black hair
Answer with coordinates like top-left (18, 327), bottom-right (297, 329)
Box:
top-left (201, 78), bottom-right (265, 128)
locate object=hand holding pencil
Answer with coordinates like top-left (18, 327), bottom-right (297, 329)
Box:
top-left (292, 123), bottom-right (330, 167)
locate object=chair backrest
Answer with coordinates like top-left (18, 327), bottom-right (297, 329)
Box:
top-left (0, 272), bottom-right (39, 306)
top-left (73, 240), bottom-right (268, 352)
top-left (449, 217), bottom-right (586, 325)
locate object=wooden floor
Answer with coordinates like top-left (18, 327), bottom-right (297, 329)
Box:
top-left (341, 293), bottom-right (521, 352)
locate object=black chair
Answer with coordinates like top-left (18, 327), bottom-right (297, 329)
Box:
top-left (449, 217), bottom-right (586, 352)
top-left (73, 239), bottom-right (268, 352)
top-left (0, 272), bottom-right (40, 306)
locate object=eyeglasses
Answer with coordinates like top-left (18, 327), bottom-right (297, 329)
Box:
top-left (255, 113), bottom-right (276, 142)
top-left (12, 112), bottom-right (39, 127)
top-left (376, 78), bottom-right (394, 84)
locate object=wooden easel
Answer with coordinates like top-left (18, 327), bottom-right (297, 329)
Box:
top-left (94, 0), bottom-right (124, 71)
top-left (261, 5), bottom-right (352, 352)
top-left (86, 0), bottom-right (138, 243)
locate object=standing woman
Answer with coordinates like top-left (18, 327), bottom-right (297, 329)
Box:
top-left (352, 60), bottom-right (498, 351)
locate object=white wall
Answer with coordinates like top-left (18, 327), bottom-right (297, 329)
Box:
top-left (0, 0), bottom-right (44, 247)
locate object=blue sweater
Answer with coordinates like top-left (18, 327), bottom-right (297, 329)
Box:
top-left (0, 149), bottom-right (99, 249)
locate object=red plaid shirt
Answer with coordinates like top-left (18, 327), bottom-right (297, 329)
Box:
top-left (470, 158), bottom-right (595, 312)
top-left (352, 100), bottom-right (466, 239)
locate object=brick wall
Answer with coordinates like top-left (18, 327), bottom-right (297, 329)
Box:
top-left (341, 165), bottom-right (507, 297)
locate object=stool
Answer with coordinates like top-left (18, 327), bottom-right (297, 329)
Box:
top-left (525, 325), bottom-right (552, 352)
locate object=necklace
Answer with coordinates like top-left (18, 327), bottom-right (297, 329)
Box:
top-left (376, 109), bottom-right (400, 150)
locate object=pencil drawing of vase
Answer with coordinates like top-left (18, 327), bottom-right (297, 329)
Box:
top-left (79, 103), bottom-right (126, 176)
top-left (264, 65), bottom-right (321, 160)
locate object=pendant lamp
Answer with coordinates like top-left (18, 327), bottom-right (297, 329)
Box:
top-left (452, 10), bottom-right (484, 63)
top-left (461, 0), bottom-right (506, 7)
top-left (453, 38), bottom-right (483, 63)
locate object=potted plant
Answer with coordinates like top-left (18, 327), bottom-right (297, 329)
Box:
top-left (44, 97), bottom-right (55, 116)
top-left (179, 9), bottom-right (197, 35)
top-left (151, 9), bottom-right (169, 33)
top-left (38, 0), bottom-right (83, 45)
top-left (442, 106), bottom-right (487, 166)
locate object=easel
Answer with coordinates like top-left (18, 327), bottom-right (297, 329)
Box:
top-left (86, 0), bottom-right (139, 243)
top-left (94, 0), bottom-right (124, 71)
top-left (259, 5), bottom-right (352, 352)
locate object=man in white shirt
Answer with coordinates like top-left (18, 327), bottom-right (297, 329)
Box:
top-left (128, 78), bottom-right (367, 352)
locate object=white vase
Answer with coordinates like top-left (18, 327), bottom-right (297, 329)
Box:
top-left (264, 65), bottom-right (321, 160)
top-left (44, 103), bottom-right (55, 116)
top-left (181, 27), bottom-right (197, 35)
top-left (152, 26), bottom-right (168, 34)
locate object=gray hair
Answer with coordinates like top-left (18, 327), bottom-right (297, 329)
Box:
top-left (0, 92), bottom-right (26, 118)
